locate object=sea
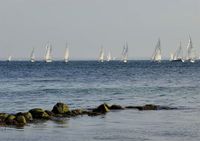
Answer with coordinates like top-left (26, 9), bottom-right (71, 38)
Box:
top-left (0, 60), bottom-right (200, 141)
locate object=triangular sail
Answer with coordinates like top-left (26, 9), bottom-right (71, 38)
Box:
top-left (107, 52), bottom-right (111, 61)
top-left (30, 48), bottom-right (35, 62)
top-left (45, 42), bottom-right (52, 62)
top-left (152, 38), bottom-right (161, 62)
top-left (122, 41), bottom-right (128, 63)
top-left (186, 36), bottom-right (195, 61)
top-left (64, 42), bottom-right (69, 62)
top-left (99, 46), bottom-right (104, 62)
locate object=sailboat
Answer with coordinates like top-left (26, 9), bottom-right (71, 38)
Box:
top-left (64, 43), bottom-right (69, 63)
top-left (45, 42), bottom-right (53, 63)
top-left (170, 53), bottom-right (174, 61)
top-left (186, 36), bottom-right (195, 63)
top-left (7, 56), bottom-right (12, 62)
top-left (30, 48), bottom-right (35, 63)
top-left (122, 41), bottom-right (128, 63)
top-left (170, 42), bottom-right (184, 62)
top-left (107, 52), bottom-right (111, 62)
top-left (151, 38), bottom-right (162, 62)
top-left (99, 46), bottom-right (104, 62)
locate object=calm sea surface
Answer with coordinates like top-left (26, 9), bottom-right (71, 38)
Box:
top-left (0, 61), bottom-right (200, 141)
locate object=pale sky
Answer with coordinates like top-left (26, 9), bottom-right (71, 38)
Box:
top-left (0, 0), bottom-right (200, 60)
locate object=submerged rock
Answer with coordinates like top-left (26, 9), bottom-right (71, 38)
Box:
top-left (52, 103), bottom-right (69, 114)
top-left (29, 108), bottom-right (50, 119)
top-left (93, 104), bottom-right (110, 113)
top-left (110, 105), bottom-right (124, 110)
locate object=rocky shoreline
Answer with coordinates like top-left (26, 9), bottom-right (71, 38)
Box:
top-left (0, 103), bottom-right (177, 128)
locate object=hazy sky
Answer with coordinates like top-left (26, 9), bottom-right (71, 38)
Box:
top-left (0, 0), bottom-right (200, 60)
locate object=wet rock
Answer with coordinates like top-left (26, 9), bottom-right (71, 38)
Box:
top-left (16, 115), bottom-right (26, 125)
top-left (23, 112), bottom-right (33, 122)
top-left (5, 115), bottom-right (16, 125)
top-left (93, 104), bottom-right (110, 113)
top-left (0, 113), bottom-right (9, 122)
top-left (110, 105), bottom-right (124, 110)
top-left (52, 103), bottom-right (69, 114)
top-left (70, 109), bottom-right (85, 116)
top-left (87, 111), bottom-right (103, 116)
top-left (125, 106), bottom-right (140, 109)
top-left (29, 108), bottom-right (50, 119)
top-left (45, 110), bottom-right (55, 117)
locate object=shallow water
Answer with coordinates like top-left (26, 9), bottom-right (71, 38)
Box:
top-left (0, 61), bottom-right (200, 141)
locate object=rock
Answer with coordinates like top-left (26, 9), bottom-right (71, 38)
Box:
top-left (23, 112), bottom-right (33, 122)
top-left (110, 105), bottom-right (124, 110)
top-left (5, 115), bottom-right (16, 125)
top-left (137, 104), bottom-right (158, 110)
top-left (87, 111), bottom-right (102, 116)
top-left (45, 110), bottom-right (55, 117)
top-left (15, 115), bottom-right (26, 125)
top-left (0, 113), bottom-right (9, 122)
top-left (125, 106), bottom-right (140, 109)
top-left (93, 104), bottom-right (110, 113)
top-left (29, 108), bottom-right (50, 119)
top-left (70, 109), bottom-right (83, 116)
top-left (52, 103), bottom-right (69, 114)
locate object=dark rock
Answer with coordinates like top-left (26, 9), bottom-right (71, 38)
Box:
top-left (110, 105), bottom-right (124, 110)
top-left (52, 103), bottom-right (69, 114)
top-left (5, 115), bottom-right (16, 125)
top-left (29, 108), bottom-right (50, 119)
top-left (23, 112), bottom-right (33, 122)
top-left (16, 115), bottom-right (26, 125)
top-left (70, 109), bottom-right (84, 116)
top-left (125, 106), bottom-right (140, 109)
top-left (45, 110), bottom-right (55, 117)
top-left (0, 113), bottom-right (9, 122)
top-left (93, 104), bottom-right (110, 113)
top-left (87, 111), bottom-right (102, 116)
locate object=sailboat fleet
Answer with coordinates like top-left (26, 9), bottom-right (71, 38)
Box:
top-left (5, 36), bottom-right (199, 63)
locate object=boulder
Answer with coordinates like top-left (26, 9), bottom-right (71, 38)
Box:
top-left (29, 108), bottom-right (50, 119)
top-left (15, 115), bottom-right (26, 125)
top-left (0, 113), bottom-right (9, 122)
top-left (45, 110), bottom-right (55, 117)
top-left (110, 105), bottom-right (124, 110)
top-left (138, 104), bottom-right (158, 110)
top-left (5, 115), bottom-right (16, 125)
top-left (52, 103), bottom-right (69, 114)
top-left (23, 112), bottom-right (33, 122)
top-left (93, 104), bottom-right (110, 113)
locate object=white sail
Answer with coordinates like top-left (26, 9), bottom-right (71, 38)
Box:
top-left (122, 41), bottom-right (128, 63)
top-left (170, 53), bottom-right (174, 61)
top-left (7, 56), bottom-right (12, 62)
top-left (107, 52), bottom-right (111, 62)
top-left (30, 48), bottom-right (35, 62)
top-left (45, 43), bottom-right (52, 63)
top-left (186, 36), bottom-right (195, 62)
top-left (152, 38), bottom-right (161, 62)
top-left (64, 43), bottom-right (69, 63)
top-left (99, 46), bottom-right (104, 62)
